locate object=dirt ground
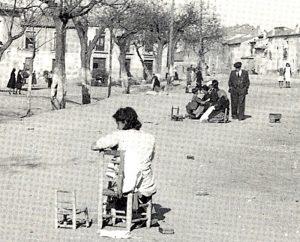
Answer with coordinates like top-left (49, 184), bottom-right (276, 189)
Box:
top-left (0, 75), bottom-right (299, 241)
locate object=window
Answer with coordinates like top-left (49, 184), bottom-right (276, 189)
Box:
top-left (92, 58), bottom-right (106, 71)
top-left (143, 60), bottom-right (153, 79)
top-left (24, 57), bottom-right (33, 71)
top-left (125, 59), bottom-right (131, 76)
top-left (95, 35), bottom-right (105, 51)
top-left (25, 31), bottom-right (35, 49)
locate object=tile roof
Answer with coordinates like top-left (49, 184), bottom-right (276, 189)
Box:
top-left (267, 27), bottom-right (294, 37)
top-left (224, 34), bottom-right (255, 45)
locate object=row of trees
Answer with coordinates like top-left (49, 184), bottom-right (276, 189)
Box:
top-left (0, 0), bottom-right (222, 110)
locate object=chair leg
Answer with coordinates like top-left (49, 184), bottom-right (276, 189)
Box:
top-left (72, 191), bottom-right (76, 230)
top-left (85, 208), bottom-right (89, 228)
top-left (111, 201), bottom-right (116, 226)
top-left (146, 199), bottom-right (152, 228)
top-left (98, 195), bottom-right (104, 231)
top-left (126, 193), bottom-right (133, 231)
top-left (54, 190), bottom-right (58, 229)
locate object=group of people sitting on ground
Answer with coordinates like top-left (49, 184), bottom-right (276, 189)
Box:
top-left (186, 80), bottom-right (230, 123)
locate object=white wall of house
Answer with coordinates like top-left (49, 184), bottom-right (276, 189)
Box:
top-left (0, 23), bottom-right (161, 88)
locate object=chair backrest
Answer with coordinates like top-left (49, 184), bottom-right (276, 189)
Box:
top-left (102, 150), bottom-right (125, 196)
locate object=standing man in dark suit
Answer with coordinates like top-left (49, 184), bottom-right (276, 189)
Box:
top-left (228, 62), bottom-right (250, 121)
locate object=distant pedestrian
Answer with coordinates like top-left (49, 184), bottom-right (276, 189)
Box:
top-left (16, 70), bottom-right (23, 94)
top-left (174, 66), bottom-right (179, 80)
top-left (151, 73), bottom-right (160, 92)
top-left (190, 65), bottom-right (196, 83)
top-left (283, 63), bottom-right (292, 88)
top-left (195, 67), bottom-right (203, 89)
top-left (7, 68), bottom-right (16, 95)
top-left (228, 62), bottom-right (250, 121)
top-left (186, 65), bottom-right (192, 86)
top-left (205, 63), bottom-right (210, 76)
top-left (48, 71), bottom-right (53, 88)
top-left (32, 71), bottom-right (37, 86)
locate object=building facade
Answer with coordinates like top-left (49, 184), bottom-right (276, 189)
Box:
top-left (204, 26), bottom-right (300, 76)
top-left (0, 8), bottom-right (167, 87)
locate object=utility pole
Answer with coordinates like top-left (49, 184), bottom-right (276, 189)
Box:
top-left (167, 0), bottom-right (175, 80)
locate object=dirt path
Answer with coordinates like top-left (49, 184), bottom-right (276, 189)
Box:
top-left (0, 75), bottom-right (299, 241)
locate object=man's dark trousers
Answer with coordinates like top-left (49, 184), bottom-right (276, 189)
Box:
top-left (231, 93), bottom-right (246, 120)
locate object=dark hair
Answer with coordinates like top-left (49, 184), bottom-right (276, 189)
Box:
top-left (192, 87), bottom-right (199, 94)
top-left (202, 85), bottom-right (209, 91)
top-left (212, 80), bottom-right (219, 89)
top-left (112, 107), bottom-right (142, 130)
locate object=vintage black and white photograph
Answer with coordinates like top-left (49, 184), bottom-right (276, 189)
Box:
top-left (0, 0), bottom-right (299, 241)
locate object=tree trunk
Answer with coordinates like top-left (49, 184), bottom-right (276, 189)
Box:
top-left (118, 43), bottom-right (128, 93)
top-left (26, 43), bottom-right (36, 117)
top-left (51, 18), bottom-right (67, 110)
top-left (79, 34), bottom-right (91, 104)
top-left (154, 41), bottom-right (164, 76)
top-left (134, 43), bottom-right (151, 81)
top-left (0, 39), bottom-right (13, 61)
top-left (107, 28), bottom-right (113, 98)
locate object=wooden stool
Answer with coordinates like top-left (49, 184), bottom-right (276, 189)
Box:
top-left (269, 113), bottom-right (282, 123)
top-left (55, 190), bottom-right (90, 230)
top-left (171, 106), bottom-right (184, 121)
top-left (97, 150), bottom-right (152, 232)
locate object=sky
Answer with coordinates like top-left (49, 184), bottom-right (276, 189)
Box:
top-left (172, 0), bottom-right (300, 30)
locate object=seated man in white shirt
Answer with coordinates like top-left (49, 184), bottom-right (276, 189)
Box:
top-left (91, 107), bottom-right (157, 204)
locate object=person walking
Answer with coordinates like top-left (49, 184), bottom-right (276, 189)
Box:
top-left (283, 63), bottom-right (292, 88)
top-left (48, 71), bottom-right (53, 88)
top-left (16, 70), bottom-right (23, 94)
top-left (32, 71), bottom-right (37, 86)
top-left (7, 68), bottom-right (16, 95)
top-left (228, 62), bottom-right (250, 121)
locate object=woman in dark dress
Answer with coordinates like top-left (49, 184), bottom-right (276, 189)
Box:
top-left (7, 68), bottom-right (16, 94)
top-left (16, 70), bottom-right (23, 94)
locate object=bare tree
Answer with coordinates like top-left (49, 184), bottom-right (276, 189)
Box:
top-left (182, 0), bottom-right (223, 68)
top-left (39, 0), bottom-right (100, 109)
top-left (100, 0), bottom-right (150, 93)
top-left (73, 15), bottom-right (104, 104)
top-left (22, 26), bottom-right (56, 117)
top-left (72, 0), bottom-right (126, 104)
top-left (0, 0), bottom-right (42, 60)
top-left (139, 0), bottom-right (200, 76)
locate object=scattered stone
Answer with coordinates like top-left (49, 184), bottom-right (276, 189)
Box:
top-left (159, 221), bottom-right (174, 234)
top-left (196, 191), bottom-right (209, 196)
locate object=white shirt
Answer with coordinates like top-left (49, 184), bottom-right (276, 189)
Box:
top-left (95, 129), bottom-right (157, 197)
top-left (236, 70), bottom-right (242, 77)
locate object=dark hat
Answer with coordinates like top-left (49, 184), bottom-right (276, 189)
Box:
top-left (234, 62), bottom-right (242, 68)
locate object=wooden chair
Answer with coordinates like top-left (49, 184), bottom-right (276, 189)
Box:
top-left (171, 106), bottom-right (184, 121)
top-left (54, 190), bottom-right (90, 230)
top-left (97, 150), bottom-right (152, 232)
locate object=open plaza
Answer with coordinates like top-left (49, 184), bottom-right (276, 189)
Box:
top-left (0, 74), bottom-right (299, 241)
